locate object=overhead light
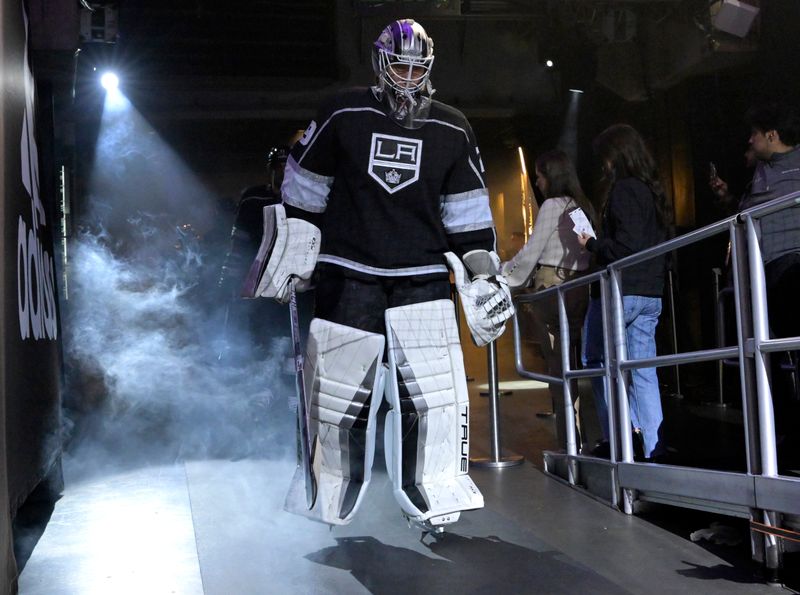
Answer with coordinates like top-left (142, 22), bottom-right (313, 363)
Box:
top-left (545, 59), bottom-right (554, 68)
top-left (568, 88), bottom-right (584, 94)
top-left (711, 0), bottom-right (759, 38)
top-left (100, 71), bottom-right (119, 91)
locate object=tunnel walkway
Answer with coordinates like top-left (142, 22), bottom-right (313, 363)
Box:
top-left (18, 456), bottom-right (775, 595)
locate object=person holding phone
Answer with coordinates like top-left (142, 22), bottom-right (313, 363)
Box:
top-left (708, 148), bottom-right (757, 211)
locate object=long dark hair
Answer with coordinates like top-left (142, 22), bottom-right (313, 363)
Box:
top-left (535, 149), bottom-right (597, 228)
top-left (592, 124), bottom-right (669, 228)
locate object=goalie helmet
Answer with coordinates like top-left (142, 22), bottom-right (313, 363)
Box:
top-left (371, 19), bottom-right (435, 130)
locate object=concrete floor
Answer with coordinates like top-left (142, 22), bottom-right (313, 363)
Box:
top-left (19, 327), bottom-right (789, 594)
top-left (19, 456), bottom-right (780, 595)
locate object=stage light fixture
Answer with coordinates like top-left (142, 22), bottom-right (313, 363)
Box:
top-left (545, 59), bottom-right (554, 68)
top-left (569, 88), bottom-right (585, 94)
top-left (100, 71), bottom-right (119, 91)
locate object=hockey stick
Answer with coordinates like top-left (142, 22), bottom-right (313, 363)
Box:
top-left (288, 278), bottom-right (317, 510)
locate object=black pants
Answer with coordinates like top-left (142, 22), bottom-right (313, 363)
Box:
top-left (766, 253), bottom-right (800, 340)
top-left (313, 266), bottom-right (451, 336)
top-left (765, 253), bottom-right (800, 468)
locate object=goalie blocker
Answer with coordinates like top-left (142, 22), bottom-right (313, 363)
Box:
top-left (241, 204), bottom-right (320, 302)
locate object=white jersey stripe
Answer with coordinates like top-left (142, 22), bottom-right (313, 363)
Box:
top-left (318, 254), bottom-right (448, 277)
top-left (444, 221), bottom-right (494, 234)
top-left (441, 189), bottom-right (486, 203)
top-left (282, 155), bottom-right (333, 213)
top-left (441, 191), bottom-right (493, 233)
top-left (467, 157), bottom-right (484, 188)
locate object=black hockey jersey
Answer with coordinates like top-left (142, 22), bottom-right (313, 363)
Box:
top-left (282, 88), bottom-right (495, 277)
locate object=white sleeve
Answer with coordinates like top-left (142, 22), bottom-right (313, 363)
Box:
top-left (501, 198), bottom-right (561, 289)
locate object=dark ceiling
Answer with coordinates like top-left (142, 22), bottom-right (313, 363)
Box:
top-left (30, 0), bottom-right (766, 122)
top-left (118, 0), bottom-right (337, 79)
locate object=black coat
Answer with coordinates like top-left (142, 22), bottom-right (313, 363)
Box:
top-left (586, 177), bottom-right (666, 297)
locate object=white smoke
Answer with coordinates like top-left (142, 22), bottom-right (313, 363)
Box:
top-left (62, 227), bottom-right (296, 481)
top-left (61, 94), bottom-right (297, 481)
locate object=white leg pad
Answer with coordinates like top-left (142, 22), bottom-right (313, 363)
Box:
top-left (285, 318), bottom-right (384, 525)
top-left (384, 299), bottom-right (484, 526)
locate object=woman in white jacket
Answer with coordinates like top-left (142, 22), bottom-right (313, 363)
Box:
top-left (501, 149), bottom-right (596, 451)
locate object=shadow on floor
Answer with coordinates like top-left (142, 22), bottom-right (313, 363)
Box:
top-left (635, 502), bottom-right (767, 586)
top-left (307, 534), bottom-right (631, 595)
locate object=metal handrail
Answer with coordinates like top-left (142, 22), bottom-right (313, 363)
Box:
top-left (567, 189), bottom-right (800, 571)
top-left (513, 269), bottom-right (606, 301)
top-left (607, 214), bottom-right (735, 272)
top-left (616, 346), bottom-right (740, 371)
top-left (511, 266), bottom-right (616, 471)
top-left (512, 269), bottom-right (604, 387)
top-left (511, 191), bottom-right (800, 385)
top-left (759, 337), bottom-right (800, 353)
top-left (604, 192), bottom-right (800, 481)
top-left (511, 312), bottom-right (562, 385)
top-left (510, 189), bottom-right (800, 518)
top-left (737, 189), bottom-right (800, 221)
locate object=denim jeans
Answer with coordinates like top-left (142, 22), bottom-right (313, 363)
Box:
top-left (582, 295), bottom-right (664, 458)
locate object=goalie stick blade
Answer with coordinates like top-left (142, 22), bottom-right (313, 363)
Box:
top-left (240, 205), bottom-right (279, 298)
top-left (289, 282), bottom-right (317, 509)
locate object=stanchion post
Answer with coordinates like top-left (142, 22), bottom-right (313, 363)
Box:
top-left (471, 340), bottom-right (524, 468)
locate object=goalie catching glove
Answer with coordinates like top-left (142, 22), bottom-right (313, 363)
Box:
top-left (241, 204), bottom-right (321, 303)
top-left (445, 250), bottom-right (514, 347)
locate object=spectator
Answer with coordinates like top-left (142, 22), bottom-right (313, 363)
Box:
top-left (501, 149), bottom-right (596, 450)
top-left (578, 124), bottom-right (668, 461)
top-left (742, 102), bottom-right (800, 471)
top-left (743, 102), bottom-right (800, 339)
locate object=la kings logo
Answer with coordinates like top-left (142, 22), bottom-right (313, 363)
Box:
top-left (368, 133), bottom-right (422, 194)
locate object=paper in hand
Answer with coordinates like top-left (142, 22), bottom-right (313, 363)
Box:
top-left (569, 208), bottom-right (596, 239)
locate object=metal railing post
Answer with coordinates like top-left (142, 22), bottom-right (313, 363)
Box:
top-left (600, 276), bottom-right (619, 466)
top-left (744, 216), bottom-right (783, 575)
top-left (609, 268), bottom-right (636, 514)
top-left (666, 266), bottom-right (683, 398)
top-left (712, 267), bottom-right (728, 407)
top-left (609, 269), bottom-right (633, 463)
top-left (558, 289), bottom-right (579, 459)
top-left (745, 217), bottom-right (778, 478)
top-left (729, 221), bottom-right (760, 477)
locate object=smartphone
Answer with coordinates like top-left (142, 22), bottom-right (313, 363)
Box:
top-left (709, 161), bottom-right (717, 179)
